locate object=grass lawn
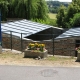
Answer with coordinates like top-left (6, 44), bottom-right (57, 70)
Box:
top-left (47, 55), bottom-right (75, 61)
top-left (48, 13), bottom-right (57, 19)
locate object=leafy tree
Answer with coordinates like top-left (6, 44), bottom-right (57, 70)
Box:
top-left (66, 2), bottom-right (80, 22)
top-left (70, 13), bottom-right (80, 27)
top-left (27, 0), bottom-right (38, 19)
top-left (56, 5), bottom-right (66, 28)
top-left (65, 0), bottom-right (80, 28)
top-left (10, 0), bottom-right (27, 18)
top-left (9, 0), bottom-right (49, 20)
top-left (0, 0), bottom-right (49, 21)
top-left (36, 0), bottom-right (49, 20)
top-left (0, 0), bottom-right (9, 20)
top-left (56, 0), bottom-right (80, 28)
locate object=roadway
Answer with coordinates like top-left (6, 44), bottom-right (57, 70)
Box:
top-left (0, 65), bottom-right (80, 80)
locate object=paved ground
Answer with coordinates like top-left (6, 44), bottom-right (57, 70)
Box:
top-left (0, 65), bottom-right (80, 80)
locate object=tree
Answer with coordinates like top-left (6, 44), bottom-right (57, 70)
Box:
top-left (66, 2), bottom-right (80, 22)
top-left (56, 5), bottom-right (66, 28)
top-left (8, 0), bottom-right (49, 20)
top-left (56, 0), bottom-right (80, 28)
top-left (10, 0), bottom-right (27, 18)
top-left (0, 0), bottom-right (9, 20)
top-left (27, 0), bottom-right (38, 19)
top-left (65, 0), bottom-right (80, 28)
top-left (0, 0), bottom-right (49, 22)
top-left (36, 0), bottom-right (49, 20)
top-left (70, 13), bottom-right (80, 27)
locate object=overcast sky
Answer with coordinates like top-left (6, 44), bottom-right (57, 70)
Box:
top-left (45, 0), bottom-right (72, 2)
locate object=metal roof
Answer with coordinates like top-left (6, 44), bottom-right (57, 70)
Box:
top-left (1, 19), bottom-right (53, 38)
top-left (55, 27), bottom-right (80, 40)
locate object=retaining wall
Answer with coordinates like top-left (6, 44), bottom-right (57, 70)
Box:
top-left (2, 35), bottom-right (79, 56)
top-left (54, 38), bottom-right (75, 56)
top-left (2, 37), bottom-right (53, 55)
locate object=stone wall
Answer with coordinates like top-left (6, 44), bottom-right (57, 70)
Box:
top-left (54, 38), bottom-right (75, 56)
top-left (2, 37), bottom-right (53, 55)
top-left (2, 37), bottom-right (21, 50)
top-left (2, 35), bottom-right (80, 56)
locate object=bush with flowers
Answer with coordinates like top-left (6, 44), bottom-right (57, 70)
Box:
top-left (27, 43), bottom-right (46, 52)
top-left (75, 46), bottom-right (80, 53)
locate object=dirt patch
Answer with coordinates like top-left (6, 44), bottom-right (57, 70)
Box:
top-left (0, 49), bottom-right (80, 67)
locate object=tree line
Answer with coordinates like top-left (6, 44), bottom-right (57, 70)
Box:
top-left (1, 0), bottom-right (79, 28)
top-left (47, 1), bottom-right (70, 13)
top-left (56, 0), bottom-right (80, 28)
top-left (0, 0), bottom-right (48, 21)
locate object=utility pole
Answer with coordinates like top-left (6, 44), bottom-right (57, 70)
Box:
top-left (0, 9), bottom-right (2, 53)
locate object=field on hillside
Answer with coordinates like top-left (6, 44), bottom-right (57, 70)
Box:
top-left (48, 13), bottom-right (57, 19)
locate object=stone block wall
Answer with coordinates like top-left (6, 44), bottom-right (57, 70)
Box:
top-left (2, 36), bottom-right (53, 55)
top-left (2, 35), bottom-right (80, 56)
top-left (54, 38), bottom-right (75, 56)
top-left (2, 37), bottom-right (11, 48)
top-left (2, 37), bottom-right (21, 50)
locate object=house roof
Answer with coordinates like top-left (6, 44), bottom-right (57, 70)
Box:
top-left (55, 27), bottom-right (80, 40)
top-left (1, 19), bottom-right (53, 38)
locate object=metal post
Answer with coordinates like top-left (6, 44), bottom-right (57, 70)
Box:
top-left (10, 31), bottom-right (12, 50)
top-left (0, 9), bottom-right (2, 53)
top-left (53, 34), bottom-right (54, 56)
top-left (52, 27), bottom-right (54, 56)
top-left (21, 33), bottom-right (23, 52)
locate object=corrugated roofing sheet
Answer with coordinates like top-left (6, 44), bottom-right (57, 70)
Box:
top-left (55, 27), bottom-right (80, 40)
top-left (1, 19), bottom-right (53, 38)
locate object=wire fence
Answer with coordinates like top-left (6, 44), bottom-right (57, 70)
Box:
top-left (2, 31), bottom-right (78, 56)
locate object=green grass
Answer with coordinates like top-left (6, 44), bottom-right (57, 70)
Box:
top-left (0, 52), bottom-right (76, 61)
top-left (46, 56), bottom-right (75, 61)
top-left (0, 52), bottom-right (23, 59)
top-left (48, 13), bottom-right (57, 19)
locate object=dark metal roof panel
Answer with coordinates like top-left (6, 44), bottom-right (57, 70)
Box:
top-left (55, 27), bottom-right (80, 40)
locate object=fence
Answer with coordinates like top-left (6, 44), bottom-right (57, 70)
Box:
top-left (2, 31), bottom-right (78, 56)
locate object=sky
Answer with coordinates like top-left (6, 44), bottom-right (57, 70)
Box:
top-left (45, 0), bottom-right (72, 2)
